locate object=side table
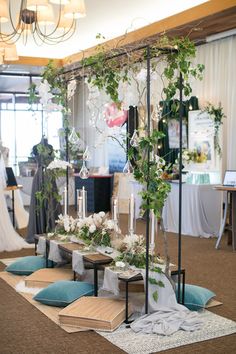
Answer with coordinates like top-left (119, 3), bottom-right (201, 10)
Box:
top-left (5, 185), bottom-right (23, 228)
top-left (119, 269), bottom-right (185, 324)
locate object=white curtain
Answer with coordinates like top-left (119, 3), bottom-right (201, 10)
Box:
top-left (192, 36), bottom-right (236, 171)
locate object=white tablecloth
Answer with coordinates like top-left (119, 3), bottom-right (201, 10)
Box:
top-left (162, 183), bottom-right (222, 238)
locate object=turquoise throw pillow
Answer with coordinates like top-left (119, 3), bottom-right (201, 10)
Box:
top-left (33, 280), bottom-right (94, 307)
top-left (5, 256), bottom-right (54, 275)
top-left (176, 284), bottom-right (216, 311)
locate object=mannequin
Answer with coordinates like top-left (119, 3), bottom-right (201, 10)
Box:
top-left (0, 140), bottom-right (29, 229)
top-left (0, 152), bottom-right (31, 252)
top-left (26, 137), bottom-right (61, 243)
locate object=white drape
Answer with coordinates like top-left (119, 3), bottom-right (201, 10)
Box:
top-left (192, 36), bottom-right (236, 171)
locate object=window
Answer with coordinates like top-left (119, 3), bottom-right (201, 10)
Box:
top-left (0, 93), bottom-right (62, 175)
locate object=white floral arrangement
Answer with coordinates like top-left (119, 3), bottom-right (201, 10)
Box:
top-left (74, 212), bottom-right (117, 247)
top-left (52, 212), bottom-right (117, 247)
top-left (114, 234), bottom-right (147, 268)
top-left (47, 160), bottom-right (72, 170)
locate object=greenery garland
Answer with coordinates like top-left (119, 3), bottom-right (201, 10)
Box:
top-left (128, 129), bottom-right (171, 218)
top-left (203, 102), bottom-right (226, 156)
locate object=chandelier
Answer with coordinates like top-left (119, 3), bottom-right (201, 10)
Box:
top-left (0, 0), bottom-right (86, 46)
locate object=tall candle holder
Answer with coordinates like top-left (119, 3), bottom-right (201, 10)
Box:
top-left (112, 196), bottom-right (120, 236)
top-left (76, 189), bottom-right (83, 219)
top-left (77, 187), bottom-right (87, 219)
top-left (128, 193), bottom-right (136, 236)
top-left (63, 186), bottom-right (68, 216)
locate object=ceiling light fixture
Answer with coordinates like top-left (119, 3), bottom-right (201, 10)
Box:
top-left (0, 0), bottom-right (86, 46)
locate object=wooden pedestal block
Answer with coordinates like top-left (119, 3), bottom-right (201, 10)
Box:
top-left (59, 297), bottom-right (130, 331)
top-left (25, 268), bottom-right (74, 288)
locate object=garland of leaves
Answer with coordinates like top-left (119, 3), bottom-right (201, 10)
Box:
top-left (128, 129), bottom-right (171, 218)
top-left (203, 102), bottom-right (226, 156)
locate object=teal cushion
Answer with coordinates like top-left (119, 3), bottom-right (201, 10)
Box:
top-left (176, 284), bottom-right (216, 311)
top-left (5, 256), bottom-right (54, 275)
top-left (33, 280), bottom-right (94, 307)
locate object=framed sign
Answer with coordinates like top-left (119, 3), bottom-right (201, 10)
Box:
top-left (188, 110), bottom-right (216, 169)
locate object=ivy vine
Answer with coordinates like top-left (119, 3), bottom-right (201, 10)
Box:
top-left (128, 129), bottom-right (171, 218)
top-left (203, 102), bottom-right (226, 156)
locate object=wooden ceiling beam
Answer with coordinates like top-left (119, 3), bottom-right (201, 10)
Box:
top-left (62, 0), bottom-right (236, 67)
top-left (4, 57), bottom-right (63, 67)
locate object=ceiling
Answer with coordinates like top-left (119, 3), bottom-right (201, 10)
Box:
top-left (2, 0), bottom-right (208, 59)
top-left (0, 0), bottom-right (236, 78)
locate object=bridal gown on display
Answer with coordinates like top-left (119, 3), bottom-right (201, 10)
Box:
top-left (1, 141), bottom-right (29, 229)
top-left (0, 156), bottom-right (31, 252)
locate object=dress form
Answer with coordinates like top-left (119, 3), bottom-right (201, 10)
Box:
top-left (26, 138), bottom-right (61, 243)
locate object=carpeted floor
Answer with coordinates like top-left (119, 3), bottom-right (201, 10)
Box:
top-left (0, 215), bottom-right (236, 354)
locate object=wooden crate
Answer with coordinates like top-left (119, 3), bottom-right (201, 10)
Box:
top-left (25, 268), bottom-right (74, 288)
top-left (59, 297), bottom-right (130, 331)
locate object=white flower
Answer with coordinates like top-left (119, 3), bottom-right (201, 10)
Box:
top-left (115, 261), bottom-right (126, 269)
top-left (89, 224), bottom-right (96, 233)
top-left (99, 211), bottom-right (105, 218)
top-left (47, 160), bottom-right (72, 170)
top-left (105, 219), bottom-right (115, 230)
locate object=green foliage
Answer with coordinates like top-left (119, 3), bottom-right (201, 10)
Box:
top-left (203, 102), bottom-right (226, 156)
top-left (153, 290), bottom-right (158, 303)
top-left (128, 129), bottom-right (171, 218)
top-left (150, 36), bottom-right (205, 110)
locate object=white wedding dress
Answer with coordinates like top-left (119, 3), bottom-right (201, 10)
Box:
top-left (0, 156), bottom-right (32, 252)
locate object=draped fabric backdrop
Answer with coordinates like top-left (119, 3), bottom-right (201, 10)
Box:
top-left (192, 35), bottom-right (236, 172)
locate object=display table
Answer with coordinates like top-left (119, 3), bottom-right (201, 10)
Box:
top-left (162, 183), bottom-right (222, 237)
top-left (74, 174), bottom-right (113, 212)
top-left (214, 186), bottom-right (236, 251)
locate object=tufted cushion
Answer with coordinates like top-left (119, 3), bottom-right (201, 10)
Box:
top-left (33, 280), bottom-right (94, 307)
top-left (5, 256), bottom-right (54, 275)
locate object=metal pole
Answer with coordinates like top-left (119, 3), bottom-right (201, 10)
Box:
top-left (145, 45), bottom-right (151, 314)
top-left (177, 72), bottom-right (183, 303)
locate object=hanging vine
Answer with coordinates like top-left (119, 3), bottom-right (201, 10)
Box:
top-left (203, 102), bottom-right (226, 156)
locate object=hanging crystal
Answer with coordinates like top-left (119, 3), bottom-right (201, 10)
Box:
top-left (83, 146), bottom-right (91, 161)
top-left (69, 127), bottom-right (80, 146)
top-left (79, 161), bottom-right (89, 179)
top-left (130, 130), bottom-right (139, 147)
top-left (123, 159), bottom-right (134, 174)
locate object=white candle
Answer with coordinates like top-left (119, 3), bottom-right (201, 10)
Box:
top-left (77, 196), bottom-right (83, 218)
top-left (151, 209), bottom-right (155, 246)
top-left (129, 193), bottom-right (134, 232)
top-left (113, 198), bottom-right (118, 221)
top-left (82, 186), bottom-right (86, 219)
top-left (64, 186), bottom-right (67, 216)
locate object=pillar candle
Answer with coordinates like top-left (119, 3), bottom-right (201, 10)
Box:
top-left (77, 196), bottom-right (83, 218)
top-left (82, 186), bottom-right (86, 219)
top-left (113, 198), bottom-right (118, 221)
top-left (64, 186), bottom-right (67, 216)
top-left (129, 193), bottom-right (134, 232)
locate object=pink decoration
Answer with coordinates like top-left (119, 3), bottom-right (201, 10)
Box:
top-left (105, 102), bottom-right (128, 127)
